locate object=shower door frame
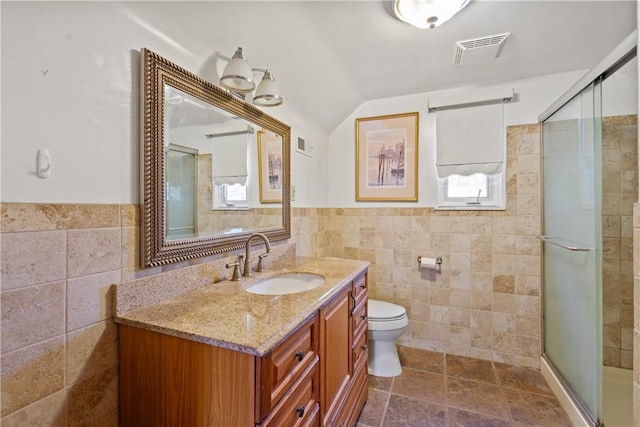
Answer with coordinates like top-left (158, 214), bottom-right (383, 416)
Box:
top-left (537, 31), bottom-right (637, 427)
top-left (539, 80), bottom-right (603, 426)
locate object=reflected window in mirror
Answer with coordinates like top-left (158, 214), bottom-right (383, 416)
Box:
top-left (215, 182), bottom-right (248, 209)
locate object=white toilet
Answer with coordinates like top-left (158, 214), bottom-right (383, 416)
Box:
top-left (367, 299), bottom-right (409, 377)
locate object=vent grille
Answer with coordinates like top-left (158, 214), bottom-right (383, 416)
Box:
top-left (454, 33), bottom-right (510, 65)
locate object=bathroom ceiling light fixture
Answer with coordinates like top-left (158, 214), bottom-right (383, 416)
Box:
top-left (220, 47), bottom-right (255, 93)
top-left (393, 0), bottom-right (471, 29)
top-left (220, 47), bottom-right (283, 107)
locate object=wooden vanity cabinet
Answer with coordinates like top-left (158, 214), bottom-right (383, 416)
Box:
top-left (119, 314), bottom-right (319, 427)
top-left (119, 270), bottom-right (369, 427)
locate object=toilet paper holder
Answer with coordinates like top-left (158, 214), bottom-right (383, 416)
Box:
top-left (417, 256), bottom-right (442, 265)
top-left (418, 256), bottom-right (442, 272)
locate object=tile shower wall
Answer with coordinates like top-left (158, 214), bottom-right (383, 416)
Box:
top-left (602, 115), bottom-right (638, 368)
top-left (634, 203), bottom-right (640, 423)
top-left (295, 124), bottom-right (544, 368)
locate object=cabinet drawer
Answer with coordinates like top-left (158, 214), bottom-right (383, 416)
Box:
top-left (352, 297), bottom-right (367, 335)
top-left (352, 326), bottom-right (368, 367)
top-left (259, 314), bottom-right (318, 420)
top-left (352, 273), bottom-right (368, 302)
top-left (260, 359), bottom-right (319, 427)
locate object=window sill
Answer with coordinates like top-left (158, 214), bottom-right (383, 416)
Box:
top-left (435, 205), bottom-right (505, 211)
top-left (212, 207), bottom-right (250, 211)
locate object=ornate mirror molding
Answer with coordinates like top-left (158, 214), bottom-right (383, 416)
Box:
top-left (141, 48), bottom-right (291, 268)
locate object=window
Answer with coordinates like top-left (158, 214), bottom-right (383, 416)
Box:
top-left (433, 100), bottom-right (507, 210)
top-left (438, 172), bottom-right (504, 209)
top-left (214, 183), bottom-right (248, 209)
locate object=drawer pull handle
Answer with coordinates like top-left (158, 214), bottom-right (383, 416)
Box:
top-left (360, 284), bottom-right (365, 289)
top-left (295, 406), bottom-right (306, 418)
top-left (361, 344), bottom-right (367, 351)
top-left (295, 351), bottom-right (304, 362)
top-left (360, 315), bottom-right (366, 320)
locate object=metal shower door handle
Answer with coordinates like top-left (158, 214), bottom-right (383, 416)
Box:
top-left (536, 235), bottom-right (591, 252)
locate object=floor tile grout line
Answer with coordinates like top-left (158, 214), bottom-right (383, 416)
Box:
top-left (377, 378), bottom-right (393, 427)
top-left (443, 353), bottom-right (449, 427)
top-left (445, 400), bottom-right (514, 424)
top-left (494, 364), bottom-right (517, 426)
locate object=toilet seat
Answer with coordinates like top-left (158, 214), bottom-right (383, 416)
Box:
top-left (368, 299), bottom-right (409, 331)
top-left (368, 299), bottom-right (406, 320)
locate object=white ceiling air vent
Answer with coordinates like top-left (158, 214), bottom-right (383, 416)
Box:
top-left (454, 33), bottom-right (510, 65)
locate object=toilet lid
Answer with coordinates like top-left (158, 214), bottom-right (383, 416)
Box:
top-left (368, 299), bottom-right (406, 320)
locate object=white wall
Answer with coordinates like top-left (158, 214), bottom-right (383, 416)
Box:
top-left (0, 1), bottom-right (328, 205)
top-left (327, 71), bottom-right (588, 207)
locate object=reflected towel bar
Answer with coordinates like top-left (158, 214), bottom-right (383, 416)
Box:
top-left (536, 235), bottom-right (591, 251)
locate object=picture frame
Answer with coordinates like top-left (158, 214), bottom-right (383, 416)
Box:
top-left (355, 112), bottom-right (419, 201)
top-left (257, 129), bottom-right (284, 203)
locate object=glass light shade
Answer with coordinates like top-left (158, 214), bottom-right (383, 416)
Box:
top-left (253, 71), bottom-right (283, 107)
top-left (220, 47), bottom-right (256, 93)
top-left (394, 0), bottom-right (470, 29)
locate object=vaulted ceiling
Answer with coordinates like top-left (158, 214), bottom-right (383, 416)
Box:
top-left (124, 1), bottom-right (637, 133)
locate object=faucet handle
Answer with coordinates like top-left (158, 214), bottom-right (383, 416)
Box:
top-left (256, 252), bottom-right (269, 273)
top-left (225, 255), bottom-right (244, 281)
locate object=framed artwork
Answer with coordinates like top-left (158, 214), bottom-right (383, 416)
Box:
top-left (257, 129), bottom-right (283, 203)
top-left (355, 112), bottom-right (419, 201)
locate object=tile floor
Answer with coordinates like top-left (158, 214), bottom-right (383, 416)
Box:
top-left (357, 346), bottom-right (572, 427)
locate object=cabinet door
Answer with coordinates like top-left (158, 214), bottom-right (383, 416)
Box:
top-left (320, 287), bottom-right (352, 426)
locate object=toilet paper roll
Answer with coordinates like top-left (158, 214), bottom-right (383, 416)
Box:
top-left (418, 257), bottom-right (439, 270)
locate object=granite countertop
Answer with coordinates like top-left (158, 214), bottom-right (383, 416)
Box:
top-left (115, 257), bottom-right (369, 356)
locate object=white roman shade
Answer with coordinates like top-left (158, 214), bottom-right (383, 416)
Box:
top-left (435, 103), bottom-right (505, 177)
top-left (211, 133), bottom-right (248, 185)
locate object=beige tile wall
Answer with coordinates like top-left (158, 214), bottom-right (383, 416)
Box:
top-left (602, 115), bottom-right (637, 368)
top-left (634, 202), bottom-right (640, 425)
top-left (2, 121), bottom-right (638, 424)
top-left (1, 204), bottom-right (123, 425)
top-left (0, 203), bottom-right (294, 425)
top-left (290, 124), bottom-right (543, 368)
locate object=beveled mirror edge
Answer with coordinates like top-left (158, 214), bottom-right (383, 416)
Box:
top-left (141, 48), bottom-right (291, 268)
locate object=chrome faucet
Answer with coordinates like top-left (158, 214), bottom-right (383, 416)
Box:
top-left (243, 233), bottom-right (271, 277)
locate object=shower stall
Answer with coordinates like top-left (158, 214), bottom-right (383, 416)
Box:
top-left (538, 32), bottom-right (637, 426)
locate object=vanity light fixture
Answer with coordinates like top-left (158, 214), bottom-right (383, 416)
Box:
top-left (220, 47), bottom-right (283, 107)
top-left (393, 0), bottom-right (471, 29)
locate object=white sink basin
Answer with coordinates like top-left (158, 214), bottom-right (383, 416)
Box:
top-left (245, 273), bottom-right (325, 295)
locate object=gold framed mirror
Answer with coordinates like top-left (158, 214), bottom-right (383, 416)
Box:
top-left (141, 48), bottom-right (290, 268)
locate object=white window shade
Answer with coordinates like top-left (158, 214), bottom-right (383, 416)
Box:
top-left (211, 133), bottom-right (248, 185)
top-left (436, 103), bottom-right (505, 177)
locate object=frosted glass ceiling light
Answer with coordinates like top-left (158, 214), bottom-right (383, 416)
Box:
top-left (394, 0), bottom-right (471, 29)
top-left (220, 47), bottom-right (256, 93)
top-left (253, 70), bottom-right (283, 107)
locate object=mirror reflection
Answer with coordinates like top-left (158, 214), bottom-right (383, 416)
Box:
top-left (142, 48), bottom-right (290, 267)
top-left (163, 84), bottom-right (283, 241)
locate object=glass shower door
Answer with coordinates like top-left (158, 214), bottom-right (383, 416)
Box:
top-left (541, 80), bottom-right (603, 423)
